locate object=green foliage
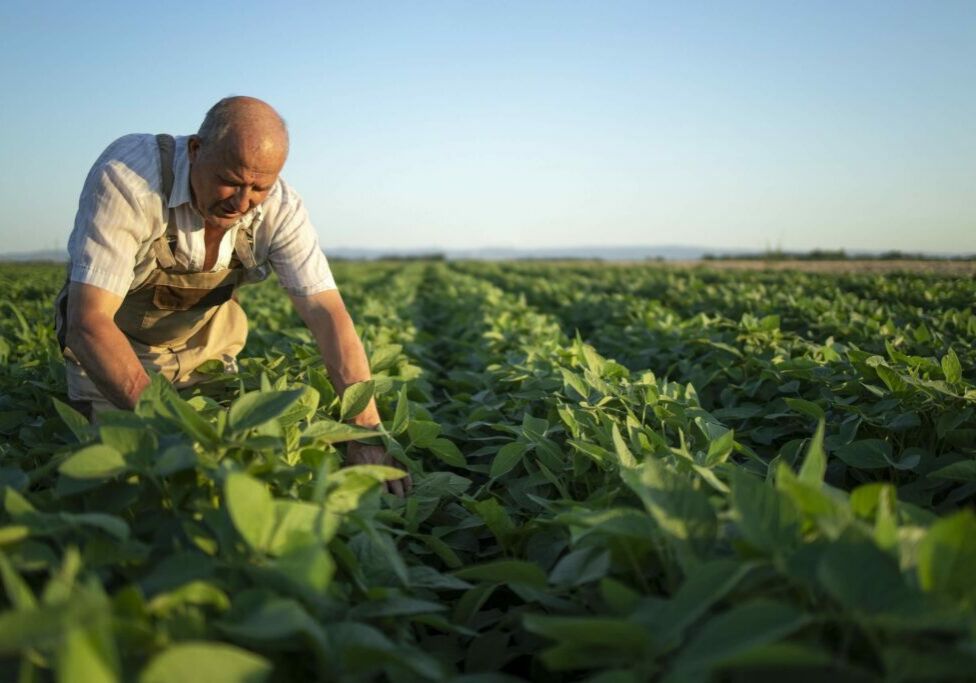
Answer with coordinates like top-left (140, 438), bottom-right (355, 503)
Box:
top-left (1, 261), bottom-right (975, 681)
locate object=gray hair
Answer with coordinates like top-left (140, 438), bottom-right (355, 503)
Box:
top-left (197, 96), bottom-right (289, 148)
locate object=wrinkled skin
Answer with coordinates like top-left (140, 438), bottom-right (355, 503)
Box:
top-left (187, 98), bottom-right (288, 230)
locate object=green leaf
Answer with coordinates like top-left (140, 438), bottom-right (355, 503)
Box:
top-left (340, 380), bottom-right (375, 421)
top-left (60, 513), bottom-right (130, 540)
top-left (150, 378), bottom-right (219, 447)
top-left (783, 397), bottom-right (824, 421)
top-left (670, 599), bottom-right (811, 675)
top-left (775, 464), bottom-right (851, 540)
top-left (714, 642), bottom-right (834, 671)
top-left (704, 429), bottom-right (734, 466)
top-left (560, 368), bottom-right (590, 400)
top-left (369, 344), bottom-right (402, 373)
top-left (98, 425), bottom-right (157, 464)
top-left (522, 414), bottom-right (549, 441)
top-left (302, 420), bottom-right (381, 445)
top-left (146, 581), bottom-right (230, 616)
top-left (51, 397), bottom-right (90, 440)
top-left (59, 446), bottom-right (127, 480)
top-left (817, 542), bottom-right (924, 617)
top-left (0, 585), bottom-right (108, 653)
top-left (645, 559), bottom-right (754, 654)
top-left (263, 500), bottom-right (331, 553)
top-left (391, 383), bottom-right (409, 435)
top-left (277, 385), bottom-right (320, 427)
top-left (139, 642), bottom-right (271, 683)
top-left (549, 547), bottom-right (611, 587)
top-left (942, 348), bottom-right (962, 384)
top-left (271, 543), bottom-right (335, 593)
top-left (219, 598), bottom-right (318, 641)
top-left (229, 389), bottom-right (305, 432)
top-left (153, 445), bottom-right (198, 477)
top-left (307, 368), bottom-right (337, 406)
top-left (611, 424), bottom-right (638, 469)
top-left (332, 465), bottom-right (408, 483)
top-left (875, 364), bottom-right (907, 393)
top-left (57, 625), bottom-right (119, 683)
top-left (323, 621), bottom-right (443, 679)
top-left (471, 498), bottom-right (516, 545)
top-left (622, 458), bottom-right (716, 566)
top-left (428, 438), bottom-right (466, 467)
top-left (407, 420), bottom-right (440, 447)
top-left (834, 439), bottom-right (891, 469)
top-left (455, 560), bottom-right (546, 587)
top-left (523, 614), bottom-right (650, 671)
top-left (490, 442), bottom-right (527, 479)
top-left (928, 460), bottom-right (976, 482)
top-left (730, 468), bottom-right (800, 557)
top-left (224, 473), bottom-right (273, 552)
top-left (0, 525), bottom-right (28, 545)
top-left (350, 596), bottom-right (446, 619)
top-left (797, 420), bottom-right (826, 486)
top-left (916, 511), bottom-right (976, 602)
top-left (569, 439), bottom-right (616, 467)
top-left (327, 474), bottom-right (383, 515)
top-left (0, 553), bottom-right (36, 610)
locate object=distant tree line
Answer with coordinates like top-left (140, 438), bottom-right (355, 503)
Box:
top-left (330, 253), bottom-right (448, 262)
top-left (701, 249), bottom-right (975, 261)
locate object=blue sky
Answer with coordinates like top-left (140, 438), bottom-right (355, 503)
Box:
top-left (1, 1), bottom-right (973, 254)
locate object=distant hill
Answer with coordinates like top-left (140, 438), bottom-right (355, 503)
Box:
top-left (0, 249), bottom-right (68, 262)
top-left (327, 245), bottom-right (747, 261)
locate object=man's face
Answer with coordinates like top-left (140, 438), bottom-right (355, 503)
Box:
top-left (187, 135), bottom-right (285, 230)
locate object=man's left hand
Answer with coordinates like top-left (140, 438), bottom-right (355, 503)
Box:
top-left (345, 442), bottom-right (412, 497)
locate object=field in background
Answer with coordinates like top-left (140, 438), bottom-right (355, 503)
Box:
top-left (674, 259), bottom-right (976, 276)
top-left (1, 261), bottom-right (975, 681)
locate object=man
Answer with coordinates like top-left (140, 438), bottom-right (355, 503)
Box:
top-left (56, 96), bottom-right (410, 496)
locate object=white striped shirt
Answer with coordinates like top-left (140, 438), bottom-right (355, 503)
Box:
top-left (67, 134), bottom-right (337, 297)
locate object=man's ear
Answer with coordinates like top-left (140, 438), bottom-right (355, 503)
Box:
top-left (187, 136), bottom-right (202, 163)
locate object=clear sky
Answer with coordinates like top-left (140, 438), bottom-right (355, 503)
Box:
top-left (1, 1), bottom-right (973, 255)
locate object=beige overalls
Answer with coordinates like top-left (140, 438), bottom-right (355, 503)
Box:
top-left (55, 134), bottom-right (269, 418)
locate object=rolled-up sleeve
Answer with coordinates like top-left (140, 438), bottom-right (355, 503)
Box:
top-left (264, 179), bottom-right (337, 296)
top-left (67, 135), bottom-right (157, 297)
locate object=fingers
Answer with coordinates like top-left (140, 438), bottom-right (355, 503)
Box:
top-left (345, 443), bottom-right (412, 497)
top-left (385, 468), bottom-right (413, 498)
top-left (387, 477), bottom-right (405, 498)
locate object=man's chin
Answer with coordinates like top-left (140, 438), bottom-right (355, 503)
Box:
top-left (206, 214), bottom-right (241, 229)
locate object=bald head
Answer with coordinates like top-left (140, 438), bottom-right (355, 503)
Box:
top-left (197, 96), bottom-right (289, 166)
top-left (188, 97), bottom-right (290, 229)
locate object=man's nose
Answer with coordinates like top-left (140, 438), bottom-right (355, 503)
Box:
top-left (231, 187), bottom-right (251, 212)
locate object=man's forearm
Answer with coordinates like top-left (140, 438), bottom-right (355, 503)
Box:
top-left (292, 289), bottom-right (411, 495)
top-left (293, 291), bottom-right (381, 428)
top-left (313, 309), bottom-right (381, 427)
top-left (66, 316), bottom-right (150, 410)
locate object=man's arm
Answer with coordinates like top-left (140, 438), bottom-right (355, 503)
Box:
top-left (289, 288), bottom-right (411, 496)
top-left (65, 282), bottom-right (150, 410)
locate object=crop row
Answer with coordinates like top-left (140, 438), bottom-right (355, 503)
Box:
top-left (461, 261), bottom-right (976, 514)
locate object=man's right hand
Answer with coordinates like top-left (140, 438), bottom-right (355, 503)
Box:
top-left (65, 282), bottom-right (149, 410)
top-left (345, 441), bottom-right (413, 498)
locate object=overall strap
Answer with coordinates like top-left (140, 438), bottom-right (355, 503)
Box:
top-left (152, 134), bottom-right (179, 270)
top-left (233, 224), bottom-right (259, 269)
top-left (156, 134), bottom-right (175, 199)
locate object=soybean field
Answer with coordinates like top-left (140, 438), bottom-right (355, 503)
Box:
top-left (0, 260), bottom-right (975, 682)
